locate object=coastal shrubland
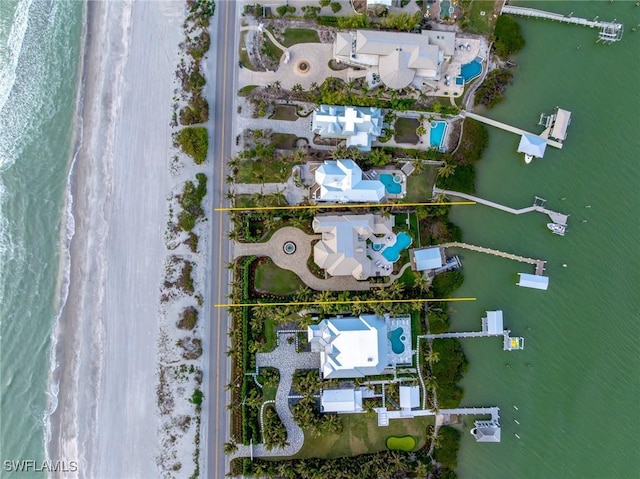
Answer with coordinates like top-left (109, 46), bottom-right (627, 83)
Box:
top-left (431, 338), bottom-right (467, 408)
top-left (175, 127), bottom-right (208, 164)
top-left (434, 426), bottom-right (461, 470)
top-left (437, 119), bottom-right (488, 193)
top-left (493, 15), bottom-right (525, 58)
top-left (431, 271), bottom-right (464, 298)
top-left (177, 173), bottom-right (207, 232)
top-left (177, 306), bottom-right (199, 330)
top-left (157, 2), bottom-right (214, 477)
top-left (474, 68), bottom-right (514, 109)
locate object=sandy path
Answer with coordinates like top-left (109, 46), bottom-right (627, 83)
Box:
top-left (48, 2), bottom-right (184, 478)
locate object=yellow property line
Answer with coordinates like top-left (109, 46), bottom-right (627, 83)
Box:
top-left (215, 297), bottom-right (476, 308)
top-left (215, 201), bottom-right (476, 212)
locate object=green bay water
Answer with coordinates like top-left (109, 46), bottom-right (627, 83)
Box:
top-left (451, 2), bottom-right (640, 478)
top-left (0, 0), bottom-right (84, 466)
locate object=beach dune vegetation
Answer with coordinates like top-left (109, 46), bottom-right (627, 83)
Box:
top-left (177, 306), bottom-right (199, 330)
top-left (175, 127), bottom-right (208, 164)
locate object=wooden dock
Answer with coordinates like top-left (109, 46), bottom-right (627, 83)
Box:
top-left (501, 5), bottom-right (623, 42)
top-left (433, 187), bottom-right (569, 226)
top-left (463, 112), bottom-right (563, 149)
top-left (440, 242), bottom-right (546, 276)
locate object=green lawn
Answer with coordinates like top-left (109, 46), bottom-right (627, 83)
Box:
top-left (393, 117), bottom-right (419, 144)
top-left (398, 267), bottom-right (419, 288)
top-left (291, 414), bottom-right (433, 459)
top-left (271, 133), bottom-right (298, 149)
top-left (254, 261), bottom-right (304, 295)
top-left (282, 28), bottom-right (320, 47)
top-left (467, 0), bottom-right (495, 35)
top-left (262, 317), bottom-right (278, 353)
top-left (235, 158), bottom-right (294, 183)
top-left (404, 166), bottom-right (438, 203)
top-left (270, 105), bottom-right (298, 121)
top-left (386, 435), bottom-right (417, 452)
top-left (262, 33), bottom-right (282, 62)
top-left (239, 32), bottom-right (256, 71)
top-left (238, 85), bottom-right (258, 97)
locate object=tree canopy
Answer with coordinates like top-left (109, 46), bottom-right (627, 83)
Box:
top-left (494, 16), bottom-right (525, 58)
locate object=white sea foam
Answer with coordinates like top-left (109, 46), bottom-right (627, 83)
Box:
top-left (0, 0), bottom-right (33, 117)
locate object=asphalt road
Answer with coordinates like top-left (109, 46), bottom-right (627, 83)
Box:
top-left (203, 1), bottom-right (238, 478)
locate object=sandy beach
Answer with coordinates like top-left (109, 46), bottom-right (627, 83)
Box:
top-left (47, 2), bottom-right (186, 477)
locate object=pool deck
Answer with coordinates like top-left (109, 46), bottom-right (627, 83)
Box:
top-left (386, 316), bottom-right (412, 365)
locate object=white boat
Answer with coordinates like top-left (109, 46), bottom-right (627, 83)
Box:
top-left (524, 153), bottom-right (534, 164)
top-left (547, 222), bottom-right (566, 236)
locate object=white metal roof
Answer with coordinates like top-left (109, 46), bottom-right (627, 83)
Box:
top-left (308, 315), bottom-right (389, 379)
top-left (315, 160), bottom-right (385, 203)
top-left (413, 247), bottom-right (444, 271)
top-left (551, 108), bottom-right (571, 141)
top-left (517, 134), bottom-right (547, 158)
top-left (399, 386), bottom-right (420, 409)
top-left (321, 389), bottom-right (363, 413)
top-left (485, 310), bottom-right (504, 335)
top-left (517, 273), bottom-right (549, 290)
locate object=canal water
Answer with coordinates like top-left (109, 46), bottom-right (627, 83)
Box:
top-left (450, 2), bottom-right (640, 478)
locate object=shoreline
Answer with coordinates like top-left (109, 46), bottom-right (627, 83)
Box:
top-left (45, 2), bottom-right (185, 477)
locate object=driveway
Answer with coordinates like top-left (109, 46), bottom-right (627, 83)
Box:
top-left (233, 226), bottom-right (373, 291)
top-left (239, 43), bottom-right (348, 89)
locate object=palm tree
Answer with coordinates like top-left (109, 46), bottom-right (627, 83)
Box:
top-left (437, 162), bottom-right (457, 178)
top-left (424, 348), bottom-right (440, 364)
top-left (414, 273), bottom-right (430, 292)
top-left (332, 144), bottom-right (350, 160)
top-left (291, 83), bottom-right (303, 93)
top-left (223, 440), bottom-right (238, 455)
top-left (225, 174), bottom-right (235, 184)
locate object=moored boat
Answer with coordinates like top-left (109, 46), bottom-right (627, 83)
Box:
top-left (547, 222), bottom-right (566, 235)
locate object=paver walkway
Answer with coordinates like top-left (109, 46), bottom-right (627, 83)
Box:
top-left (232, 333), bottom-right (320, 458)
top-left (239, 43), bottom-right (348, 89)
top-left (233, 227), bottom-right (373, 291)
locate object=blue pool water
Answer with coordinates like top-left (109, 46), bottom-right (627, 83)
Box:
top-left (388, 328), bottom-right (406, 354)
top-left (381, 232), bottom-right (412, 262)
top-left (439, 0), bottom-right (451, 18)
top-left (430, 121), bottom-right (447, 149)
top-left (372, 243), bottom-right (383, 251)
top-left (379, 173), bottom-right (402, 195)
top-left (460, 57), bottom-right (483, 82)
top-left (455, 77), bottom-right (464, 86)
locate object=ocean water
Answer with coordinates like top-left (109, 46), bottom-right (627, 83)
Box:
top-left (449, 2), bottom-right (640, 478)
top-left (0, 0), bottom-right (84, 466)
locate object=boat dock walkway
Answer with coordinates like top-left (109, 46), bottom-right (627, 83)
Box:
top-left (439, 242), bottom-right (546, 275)
top-left (433, 187), bottom-right (569, 225)
top-left (380, 406), bottom-right (500, 422)
top-left (421, 331), bottom-right (497, 339)
top-left (463, 111), bottom-right (563, 149)
top-left (501, 5), bottom-right (623, 40)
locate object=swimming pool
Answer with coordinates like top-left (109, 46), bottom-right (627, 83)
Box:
top-left (460, 57), bottom-right (483, 83)
top-left (439, 0), bottom-right (451, 18)
top-left (430, 121), bottom-right (447, 149)
top-left (379, 173), bottom-right (402, 195)
top-left (371, 243), bottom-right (383, 252)
top-left (388, 327), bottom-right (406, 354)
top-left (381, 232), bottom-right (412, 262)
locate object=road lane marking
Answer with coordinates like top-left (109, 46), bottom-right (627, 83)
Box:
top-left (214, 2), bottom-right (232, 476)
